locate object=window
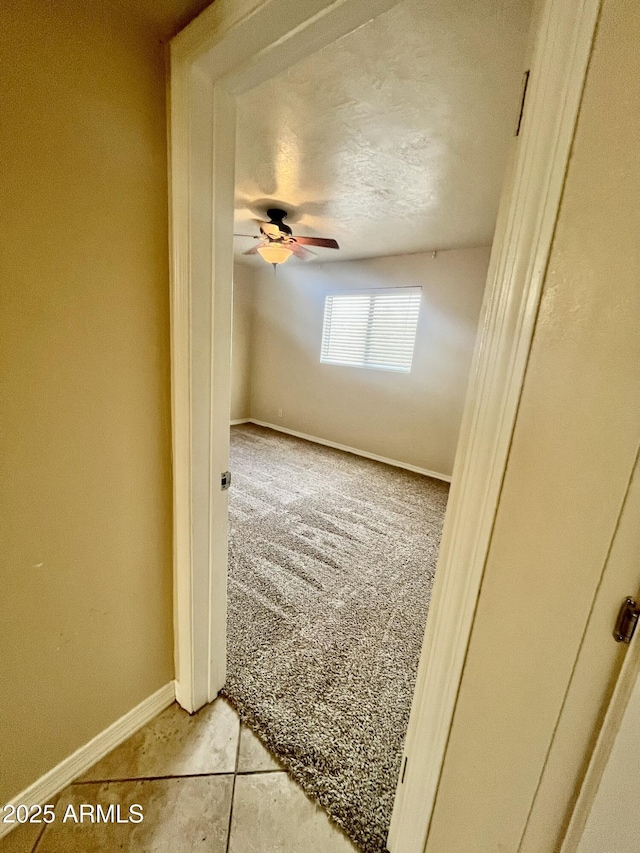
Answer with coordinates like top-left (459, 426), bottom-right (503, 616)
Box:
top-left (320, 287), bottom-right (421, 373)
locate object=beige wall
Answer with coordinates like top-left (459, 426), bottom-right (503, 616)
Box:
top-left (427, 0), bottom-right (640, 850)
top-left (0, 1), bottom-right (174, 802)
top-left (246, 248), bottom-right (489, 476)
top-left (231, 264), bottom-right (255, 421)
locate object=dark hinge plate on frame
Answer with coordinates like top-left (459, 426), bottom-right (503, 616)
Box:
top-left (401, 756), bottom-right (408, 784)
top-left (614, 597), bottom-right (640, 643)
top-left (515, 69), bottom-right (530, 137)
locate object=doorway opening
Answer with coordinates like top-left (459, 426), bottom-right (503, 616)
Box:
top-left (226, 4), bottom-right (530, 848)
top-left (169, 1), bottom-right (599, 850)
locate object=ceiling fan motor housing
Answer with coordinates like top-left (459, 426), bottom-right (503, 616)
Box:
top-left (266, 208), bottom-right (292, 236)
top-left (239, 207), bottom-right (339, 259)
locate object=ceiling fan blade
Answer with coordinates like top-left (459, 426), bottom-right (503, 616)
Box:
top-left (293, 236), bottom-right (339, 249)
top-left (234, 233), bottom-right (260, 238)
top-left (289, 242), bottom-right (316, 260)
top-left (242, 245), bottom-right (262, 255)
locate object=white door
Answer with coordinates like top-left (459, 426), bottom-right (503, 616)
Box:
top-left (548, 451), bottom-right (640, 853)
top-left (573, 640), bottom-right (640, 853)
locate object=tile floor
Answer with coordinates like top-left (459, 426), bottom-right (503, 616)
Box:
top-left (0, 698), bottom-right (360, 852)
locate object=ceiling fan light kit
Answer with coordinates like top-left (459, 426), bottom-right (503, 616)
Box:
top-left (237, 207), bottom-right (340, 268)
top-left (256, 243), bottom-right (293, 266)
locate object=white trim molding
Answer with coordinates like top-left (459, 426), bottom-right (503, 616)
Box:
top-left (246, 419), bottom-right (451, 483)
top-left (0, 683), bottom-right (175, 841)
top-left (387, 1), bottom-right (601, 851)
top-left (230, 418), bottom-right (251, 425)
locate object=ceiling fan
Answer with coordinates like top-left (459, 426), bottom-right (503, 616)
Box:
top-left (235, 208), bottom-right (339, 267)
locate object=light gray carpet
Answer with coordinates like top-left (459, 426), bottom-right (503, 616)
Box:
top-left (222, 424), bottom-right (448, 853)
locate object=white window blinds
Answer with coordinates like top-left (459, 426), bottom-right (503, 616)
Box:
top-left (320, 287), bottom-right (421, 373)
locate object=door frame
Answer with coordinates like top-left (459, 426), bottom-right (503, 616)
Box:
top-left (168, 1), bottom-right (600, 850)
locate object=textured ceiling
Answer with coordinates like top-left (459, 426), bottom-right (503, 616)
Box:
top-left (234, 0), bottom-right (533, 264)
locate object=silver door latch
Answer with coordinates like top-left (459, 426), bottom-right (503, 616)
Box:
top-left (221, 471), bottom-right (231, 491)
top-left (614, 597), bottom-right (640, 643)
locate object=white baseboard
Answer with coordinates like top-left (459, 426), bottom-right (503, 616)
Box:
top-left (246, 419), bottom-right (452, 483)
top-left (230, 418), bottom-right (250, 425)
top-left (0, 681), bottom-right (176, 839)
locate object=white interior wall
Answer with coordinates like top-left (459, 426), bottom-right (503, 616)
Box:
top-left (231, 247), bottom-right (489, 476)
top-left (230, 263), bottom-right (255, 420)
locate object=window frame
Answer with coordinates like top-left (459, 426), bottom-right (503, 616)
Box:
top-left (320, 286), bottom-right (422, 374)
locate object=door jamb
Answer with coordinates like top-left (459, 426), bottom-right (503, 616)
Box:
top-left (168, 0), bottom-right (600, 850)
